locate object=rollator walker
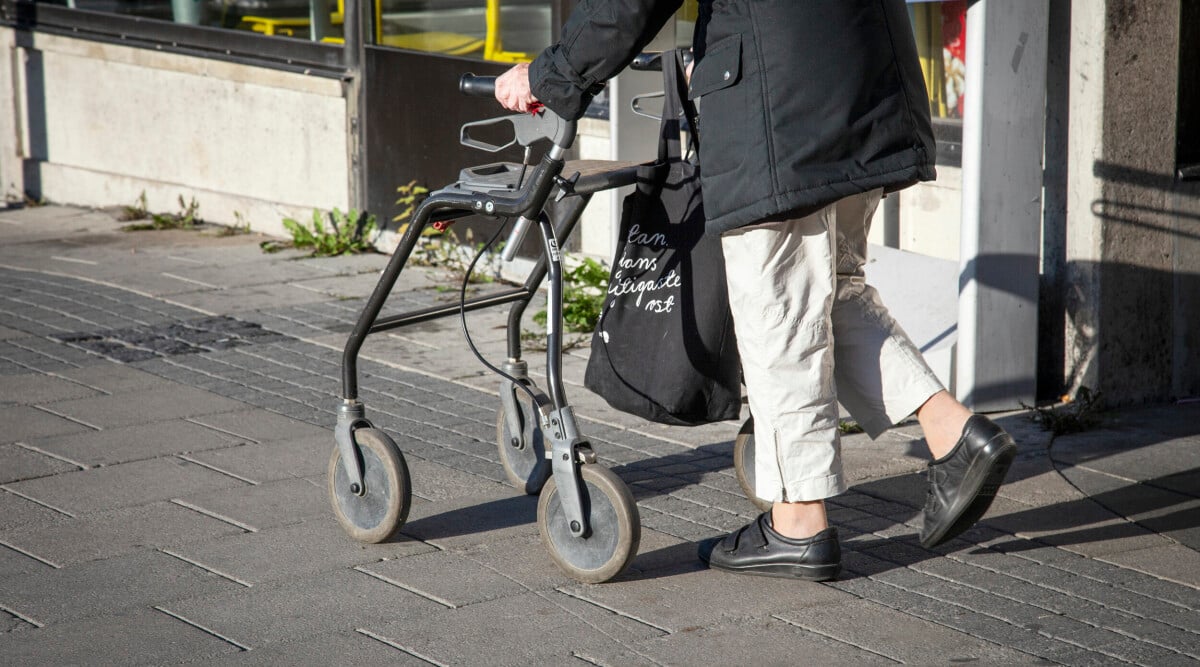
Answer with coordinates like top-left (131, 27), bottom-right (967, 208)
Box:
top-left (327, 66), bottom-right (672, 583)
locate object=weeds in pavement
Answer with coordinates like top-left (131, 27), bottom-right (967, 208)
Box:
top-left (119, 192), bottom-right (150, 222)
top-left (1025, 386), bottom-right (1104, 436)
top-left (264, 208), bottom-right (378, 256)
top-left (215, 211), bottom-right (252, 237)
top-left (123, 195), bottom-right (201, 231)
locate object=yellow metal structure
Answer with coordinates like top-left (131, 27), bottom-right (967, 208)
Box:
top-left (242, 0), bottom-right (530, 62)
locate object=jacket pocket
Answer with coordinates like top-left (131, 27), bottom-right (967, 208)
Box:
top-left (688, 34), bottom-right (741, 100)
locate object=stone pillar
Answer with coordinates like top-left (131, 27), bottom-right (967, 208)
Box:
top-left (956, 1), bottom-right (1049, 411)
top-left (1063, 0), bottom-right (1199, 405)
top-left (0, 29), bottom-right (24, 201)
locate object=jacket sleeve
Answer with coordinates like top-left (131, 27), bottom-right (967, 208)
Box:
top-left (529, 0), bottom-right (683, 120)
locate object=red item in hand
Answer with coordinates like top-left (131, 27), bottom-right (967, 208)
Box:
top-left (528, 102), bottom-right (545, 115)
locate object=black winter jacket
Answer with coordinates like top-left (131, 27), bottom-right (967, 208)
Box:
top-left (529, 0), bottom-right (936, 234)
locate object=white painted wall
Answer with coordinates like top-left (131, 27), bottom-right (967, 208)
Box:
top-left (1, 29), bottom-right (350, 239)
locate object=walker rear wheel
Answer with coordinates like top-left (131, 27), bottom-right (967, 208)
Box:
top-left (733, 417), bottom-right (772, 512)
top-left (537, 464), bottom-right (639, 584)
top-left (328, 428), bottom-right (411, 543)
top-left (496, 403), bottom-right (550, 495)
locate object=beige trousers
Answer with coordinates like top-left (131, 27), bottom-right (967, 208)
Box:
top-left (721, 189), bottom-right (944, 502)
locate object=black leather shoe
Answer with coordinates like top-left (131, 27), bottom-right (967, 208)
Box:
top-left (698, 513), bottom-right (841, 581)
top-left (920, 415), bottom-right (1017, 548)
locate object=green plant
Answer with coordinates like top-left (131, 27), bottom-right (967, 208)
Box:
top-left (393, 180), bottom-right (430, 226)
top-left (411, 227), bottom-right (507, 286)
top-left (215, 211), bottom-right (252, 237)
top-left (119, 191), bottom-right (149, 221)
top-left (273, 208), bottom-right (378, 256)
top-left (532, 256), bottom-right (609, 334)
top-left (1024, 386), bottom-right (1104, 436)
top-left (838, 420), bottom-right (864, 434)
top-left (123, 195), bottom-right (201, 231)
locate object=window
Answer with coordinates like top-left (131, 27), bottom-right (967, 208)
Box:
top-left (375, 0), bottom-right (552, 61)
top-left (2, 0), bottom-right (562, 70)
top-left (908, 0), bottom-right (966, 166)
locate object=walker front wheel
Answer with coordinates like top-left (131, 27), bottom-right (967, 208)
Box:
top-left (537, 464), bottom-right (639, 584)
top-left (496, 404), bottom-right (550, 495)
top-left (328, 428), bottom-right (411, 543)
top-left (733, 417), bottom-right (772, 512)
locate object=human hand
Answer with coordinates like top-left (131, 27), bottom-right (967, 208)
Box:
top-left (495, 63), bottom-right (540, 112)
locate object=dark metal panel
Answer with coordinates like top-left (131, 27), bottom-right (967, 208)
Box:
top-left (1178, 0), bottom-right (1200, 180)
top-left (363, 47), bottom-right (542, 256)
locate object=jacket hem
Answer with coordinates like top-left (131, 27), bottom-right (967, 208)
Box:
top-left (707, 157), bottom-right (934, 235)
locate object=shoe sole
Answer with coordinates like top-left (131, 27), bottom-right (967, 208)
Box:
top-left (705, 559), bottom-right (841, 582)
top-left (921, 433), bottom-right (1017, 549)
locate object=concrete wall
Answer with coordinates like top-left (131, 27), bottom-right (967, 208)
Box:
top-left (0, 29), bottom-right (350, 239)
top-left (1060, 0), bottom-right (1200, 404)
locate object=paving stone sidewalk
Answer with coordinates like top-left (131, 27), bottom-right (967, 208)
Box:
top-left (1, 205), bottom-right (1198, 665)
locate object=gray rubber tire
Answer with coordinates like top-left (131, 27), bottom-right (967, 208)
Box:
top-left (733, 417), bottom-right (772, 512)
top-left (496, 405), bottom-right (550, 495)
top-left (328, 428), bottom-right (411, 544)
top-left (537, 464), bottom-right (640, 584)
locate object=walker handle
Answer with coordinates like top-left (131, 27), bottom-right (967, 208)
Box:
top-left (459, 74), bottom-right (497, 98)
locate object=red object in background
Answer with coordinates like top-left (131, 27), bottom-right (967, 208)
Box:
top-left (942, 0), bottom-right (967, 118)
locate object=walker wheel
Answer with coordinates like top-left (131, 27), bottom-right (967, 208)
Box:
top-left (734, 417), bottom-right (772, 512)
top-left (537, 464), bottom-right (639, 584)
top-left (328, 428), bottom-right (411, 543)
top-left (496, 404), bottom-right (550, 494)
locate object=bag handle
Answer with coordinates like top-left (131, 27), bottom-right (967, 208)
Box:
top-left (658, 49), bottom-right (700, 164)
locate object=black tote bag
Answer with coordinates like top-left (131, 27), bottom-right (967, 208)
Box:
top-left (583, 50), bottom-right (741, 426)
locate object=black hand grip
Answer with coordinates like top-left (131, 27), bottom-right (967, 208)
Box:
top-left (630, 51), bottom-right (693, 73)
top-left (459, 74), bottom-right (497, 98)
top-left (630, 53), bottom-right (663, 72)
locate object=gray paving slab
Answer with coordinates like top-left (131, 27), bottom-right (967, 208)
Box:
top-left (185, 435), bottom-right (330, 484)
top-left (0, 549), bottom-right (242, 625)
top-left (0, 372), bottom-right (102, 405)
top-left (0, 443), bottom-right (81, 483)
top-left (165, 517), bottom-right (436, 587)
top-left (163, 568), bottom-right (444, 649)
top-left (407, 457), bottom-right (515, 502)
top-left (166, 283), bottom-right (341, 315)
top-left (43, 385), bottom-right (246, 429)
top-left (5, 456), bottom-right (248, 515)
top-left (0, 490), bottom-right (68, 532)
top-left (397, 489), bottom-right (541, 551)
top-left (0, 405), bottom-right (93, 445)
top-left (186, 407), bottom-right (329, 444)
top-left (175, 477), bottom-right (330, 531)
top-left (188, 630), bottom-right (429, 666)
top-left (0, 607), bottom-right (244, 665)
top-left (358, 550), bottom-right (531, 608)
top-left (54, 360), bottom-right (188, 395)
top-left (623, 617), bottom-right (903, 665)
top-left (0, 325), bottom-right (24, 340)
top-left (30, 419), bottom-right (244, 467)
top-left (558, 565), bottom-right (854, 634)
top-left (1099, 543), bottom-right (1200, 589)
top-left (364, 589), bottom-right (668, 667)
top-left (158, 258), bottom-right (343, 291)
top-left (0, 542), bottom-right (57, 579)
top-left (820, 613), bottom-right (986, 664)
top-left (0, 500), bottom-right (245, 567)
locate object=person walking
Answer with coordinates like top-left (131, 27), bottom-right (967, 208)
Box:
top-left (494, 0), bottom-right (1017, 581)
